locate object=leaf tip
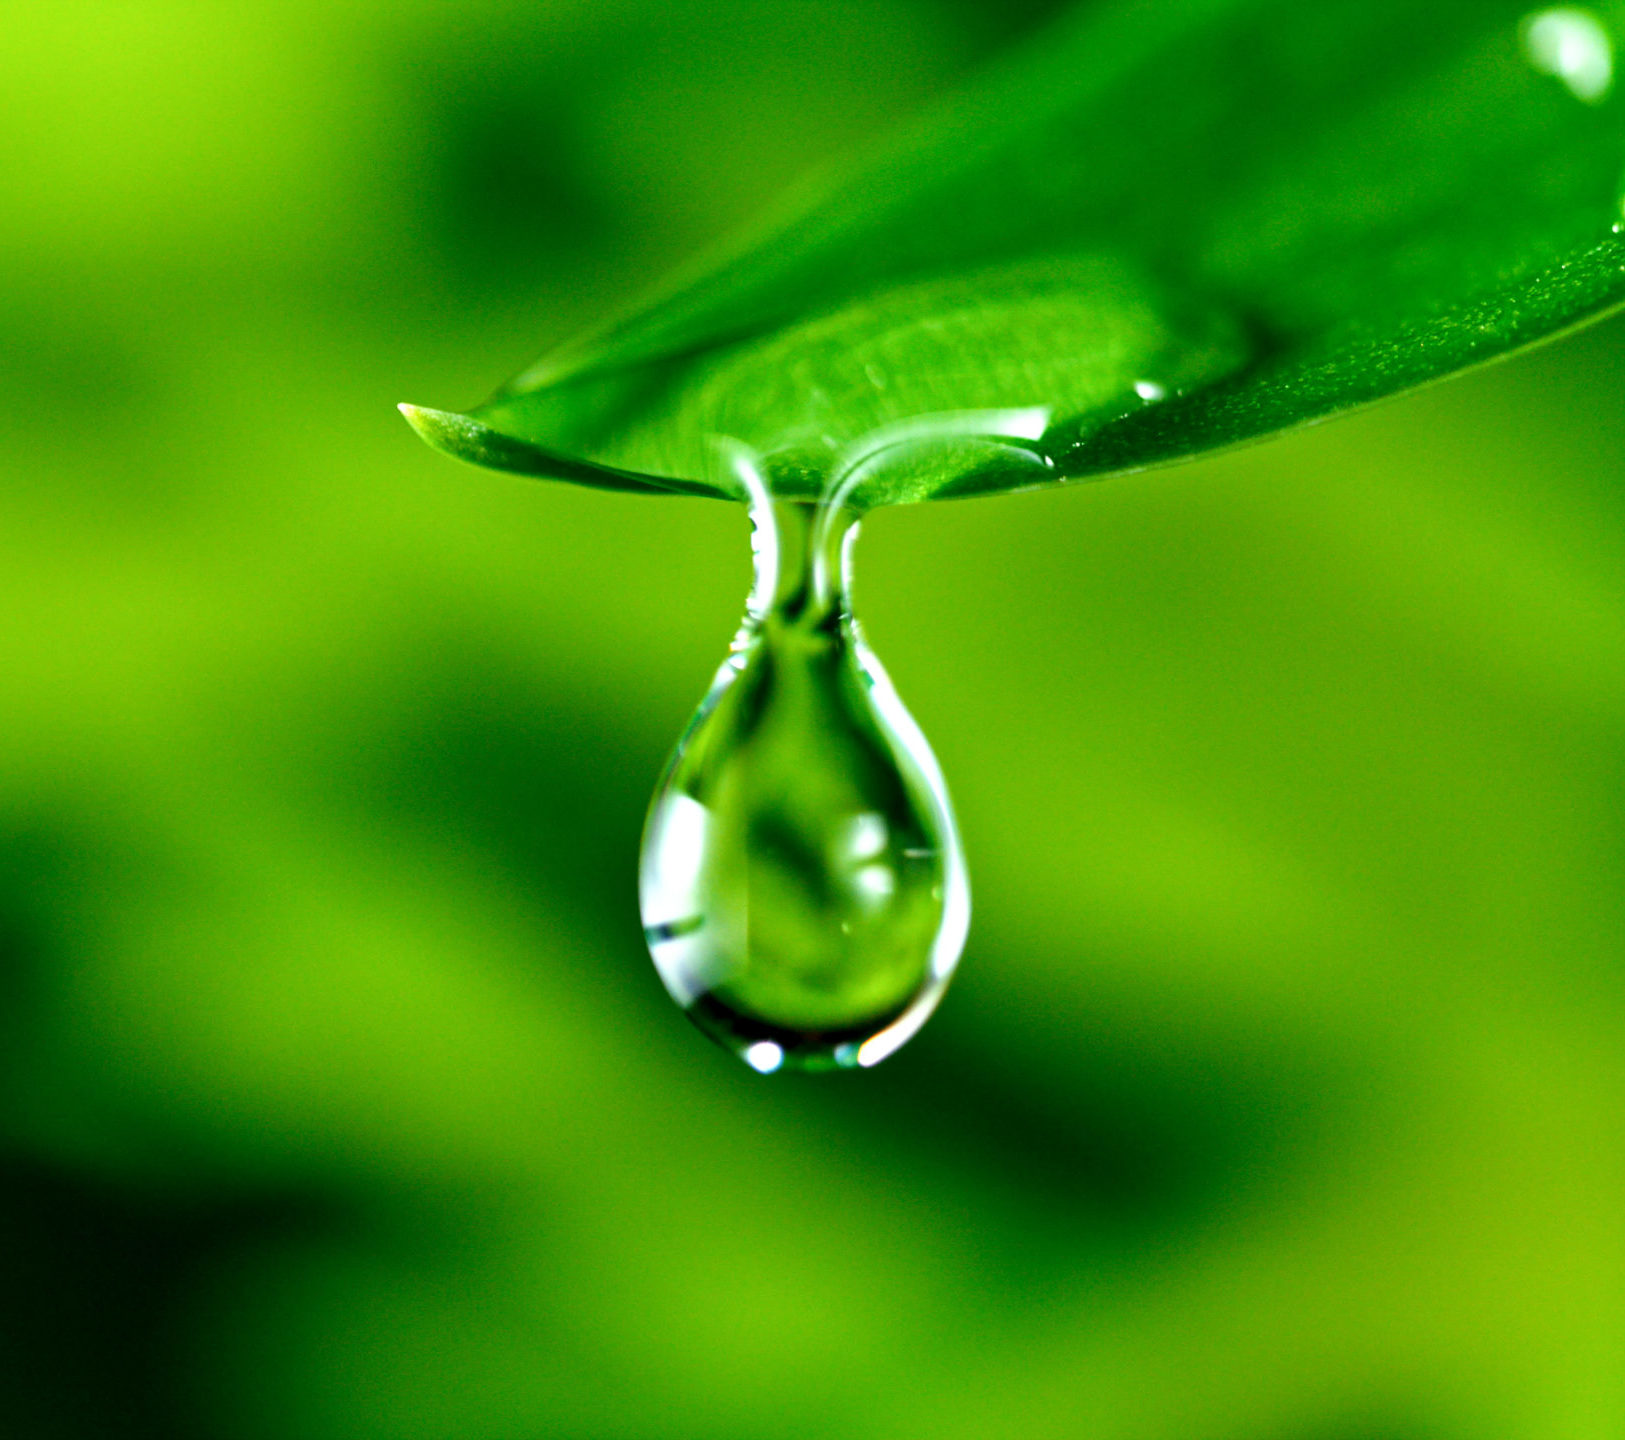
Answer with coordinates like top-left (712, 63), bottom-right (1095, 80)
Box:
top-left (398, 402), bottom-right (508, 468)
top-left (398, 402), bottom-right (457, 448)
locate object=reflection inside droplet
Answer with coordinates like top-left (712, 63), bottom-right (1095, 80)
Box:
top-left (1522, 7), bottom-right (1614, 103)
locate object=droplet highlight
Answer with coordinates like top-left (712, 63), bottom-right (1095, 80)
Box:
top-left (639, 455), bottom-right (969, 1072)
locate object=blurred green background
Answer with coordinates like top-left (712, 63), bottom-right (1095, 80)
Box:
top-left (4, 2), bottom-right (1625, 1436)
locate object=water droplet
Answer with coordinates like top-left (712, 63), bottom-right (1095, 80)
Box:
top-left (1133, 379), bottom-right (1167, 403)
top-left (1521, 7), bottom-right (1614, 104)
top-left (639, 449), bottom-right (969, 1072)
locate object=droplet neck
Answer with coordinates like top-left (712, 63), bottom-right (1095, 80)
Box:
top-left (745, 496), bottom-right (861, 631)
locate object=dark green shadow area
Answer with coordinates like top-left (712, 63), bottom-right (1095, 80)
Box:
top-left (0, 1158), bottom-right (340, 1440)
top-left (0, 824), bottom-right (358, 1440)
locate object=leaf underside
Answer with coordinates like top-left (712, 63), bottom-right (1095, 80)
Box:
top-left (405, 0), bottom-right (1625, 507)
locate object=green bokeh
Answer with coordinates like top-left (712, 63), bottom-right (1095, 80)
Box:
top-left (2, 3), bottom-right (1623, 1438)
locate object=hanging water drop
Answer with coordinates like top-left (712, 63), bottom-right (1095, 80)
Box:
top-left (639, 452), bottom-right (969, 1072)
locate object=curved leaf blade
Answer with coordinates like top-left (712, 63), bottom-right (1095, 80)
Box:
top-left (406, 0), bottom-right (1625, 505)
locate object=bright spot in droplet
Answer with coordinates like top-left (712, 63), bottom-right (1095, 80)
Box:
top-left (843, 812), bottom-right (888, 860)
top-left (856, 1005), bottom-right (935, 1067)
top-left (854, 863), bottom-right (896, 902)
top-left (744, 1041), bottom-right (784, 1073)
top-left (641, 795), bottom-right (708, 907)
top-left (1134, 379), bottom-right (1167, 402)
top-left (640, 794), bottom-right (716, 1005)
top-left (1522, 7), bottom-right (1614, 103)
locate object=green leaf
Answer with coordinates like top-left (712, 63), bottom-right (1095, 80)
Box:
top-left (404, 0), bottom-right (1625, 506)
